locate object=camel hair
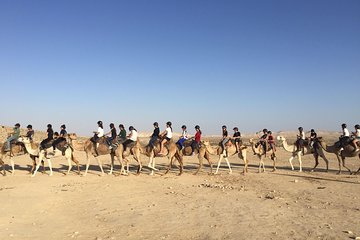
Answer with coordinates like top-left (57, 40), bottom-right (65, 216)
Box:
top-left (249, 138), bottom-right (276, 173)
top-left (29, 137), bottom-right (80, 177)
top-left (318, 138), bottom-right (360, 175)
top-left (276, 136), bottom-right (329, 172)
top-left (203, 141), bottom-right (248, 175)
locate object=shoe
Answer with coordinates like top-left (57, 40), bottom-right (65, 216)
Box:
top-left (109, 146), bottom-right (113, 150)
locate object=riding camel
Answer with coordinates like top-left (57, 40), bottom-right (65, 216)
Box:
top-left (177, 139), bottom-right (213, 175)
top-left (202, 140), bottom-right (248, 174)
top-left (141, 137), bottom-right (183, 176)
top-left (249, 138), bottom-right (276, 173)
top-left (277, 136), bottom-right (329, 172)
top-left (17, 137), bottom-right (46, 174)
top-left (31, 137), bottom-right (80, 177)
top-left (318, 138), bottom-right (360, 175)
top-left (0, 139), bottom-right (39, 175)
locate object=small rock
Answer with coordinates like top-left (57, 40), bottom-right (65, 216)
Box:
top-left (355, 237), bottom-right (360, 240)
top-left (294, 179), bottom-right (299, 183)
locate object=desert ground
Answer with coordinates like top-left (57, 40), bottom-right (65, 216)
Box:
top-left (0, 128), bottom-right (359, 240)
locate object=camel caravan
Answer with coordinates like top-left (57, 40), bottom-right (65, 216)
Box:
top-left (0, 122), bottom-right (359, 177)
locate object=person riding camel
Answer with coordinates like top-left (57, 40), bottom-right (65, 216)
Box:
top-left (40, 124), bottom-right (54, 150)
top-left (149, 122), bottom-right (160, 148)
top-left (309, 129), bottom-right (317, 149)
top-left (105, 123), bottom-right (117, 149)
top-left (159, 121), bottom-right (173, 155)
top-left (176, 125), bottom-right (188, 149)
top-left (232, 127), bottom-right (241, 153)
top-left (351, 124), bottom-right (360, 152)
top-left (191, 125), bottom-right (202, 156)
top-left (221, 126), bottom-right (229, 155)
top-left (91, 121), bottom-right (104, 143)
top-left (296, 127), bottom-right (305, 155)
top-left (118, 124), bottom-right (127, 143)
top-left (267, 131), bottom-right (276, 153)
top-left (256, 128), bottom-right (268, 155)
top-left (4, 123), bottom-right (21, 152)
top-left (26, 124), bottom-right (34, 141)
top-left (52, 124), bottom-right (67, 155)
top-left (339, 123), bottom-right (350, 152)
top-left (123, 126), bottom-right (138, 152)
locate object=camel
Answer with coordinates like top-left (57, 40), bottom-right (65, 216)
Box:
top-left (117, 140), bottom-right (143, 175)
top-left (318, 138), bottom-right (360, 175)
top-left (202, 141), bottom-right (248, 174)
top-left (277, 136), bottom-right (329, 172)
top-left (177, 140), bottom-right (213, 175)
top-left (249, 138), bottom-right (276, 173)
top-left (17, 137), bottom-right (46, 174)
top-left (0, 140), bottom-right (28, 175)
top-left (141, 138), bottom-right (183, 176)
top-left (31, 137), bottom-right (80, 177)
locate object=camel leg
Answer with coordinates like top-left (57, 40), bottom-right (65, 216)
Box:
top-left (289, 156), bottom-right (295, 171)
top-left (205, 152), bottom-right (213, 174)
top-left (84, 154), bottom-right (91, 176)
top-left (66, 155), bottom-right (72, 175)
top-left (47, 159), bottom-right (53, 176)
top-left (10, 158), bottom-right (15, 175)
top-left (109, 154), bottom-right (114, 175)
top-left (164, 155), bottom-right (173, 175)
top-left (96, 157), bottom-right (105, 176)
top-left (215, 155), bottom-right (223, 174)
top-left (336, 154), bottom-right (342, 174)
top-left (32, 157), bottom-right (43, 177)
top-left (311, 153), bottom-right (319, 172)
top-left (134, 152), bottom-right (142, 175)
top-left (224, 157), bottom-right (232, 174)
top-left (194, 153), bottom-right (203, 175)
top-left (297, 153), bottom-right (302, 172)
top-left (0, 158), bottom-right (5, 176)
top-left (271, 153), bottom-right (276, 172)
top-left (72, 156), bottom-right (80, 175)
top-left (178, 155), bottom-right (183, 176)
top-left (341, 157), bottom-right (352, 175)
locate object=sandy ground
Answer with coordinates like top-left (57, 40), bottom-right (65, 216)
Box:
top-left (0, 144), bottom-right (360, 240)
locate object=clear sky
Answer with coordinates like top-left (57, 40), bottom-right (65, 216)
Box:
top-left (0, 0), bottom-right (359, 136)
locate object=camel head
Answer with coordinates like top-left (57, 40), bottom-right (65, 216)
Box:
top-left (276, 136), bottom-right (286, 142)
top-left (18, 136), bottom-right (31, 144)
top-left (68, 133), bottom-right (78, 140)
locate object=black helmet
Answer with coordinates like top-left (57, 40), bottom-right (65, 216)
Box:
top-left (129, 126), bottom-right (134, 131)
top-left (61, 124), bottom-right (66, 129)
top-left (119, 124), bottom-right (124, 128)
top-left (166, 121), bottom-right (172, 126)
top-left (27, 124), bottom-right (32, 129)
top-left (263, 128), bottom-right (268, 133)
top-left (268, 131), bottom-right (272, 134)
top-left (298, 127), bottom-right (303, 131)
top-left (47, 124), bottom-right (52, 128)
top-left (342, 123), bottom-right (347, 128)
top-left (153, 122), bottom-right (158, 127)
top-left (355, 124), bottom-right (360, 129)
top-left (222, 125), bottom-right (227, 129)
top-left (97, 121), bottom-right (103, 125)
top-left (181, 125), bottom-right (186, 129)
top-left (195, 125), bottom-right (200, 129)
top-left (311, 129), bottom-right (315, 132)
top-left (15, 123), bottom-right (20, 127)
top-left (110, 123), bottom-right (114, 128)
top-left (233, 127), bottom-right (238, 131)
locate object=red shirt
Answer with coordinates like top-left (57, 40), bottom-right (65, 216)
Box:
top-left (195, 131), bottom-right (201, 143)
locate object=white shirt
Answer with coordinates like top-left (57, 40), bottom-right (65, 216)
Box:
top-left (299, 132), bottom-right (305, 140)
top-left (343, 128), bottom-right (350, 137)
top-left (129, 130), bottom-right (138, 141)
top-left (166, 127), bottom-right (172, 139)
top-left (181, 130), bottom-right (188, 139)
top-left (97, 127), bottom-right (104, 137)
top-left (355, 129), bottom-right (360, 137)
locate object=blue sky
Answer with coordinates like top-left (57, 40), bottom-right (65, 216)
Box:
top-left (0, 0), bottom-right (359, 136)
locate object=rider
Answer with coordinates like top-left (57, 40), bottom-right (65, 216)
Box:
top-left (232, 127), bottom-right (241, 153)
top-left (159, 121), bottom-right (173, 155)
top-left (351, 124), bottom-right (360, 151)
top-left (296, 127), bottom-right (305, 155)
top-left (4, 123), bottom-right (21, 151)
top-left (191, 125), bottom-right (202, 156)
top-left (52, 124), bottom-right (67, 153)
top-left (257, 128), bottom-right (268, 155)
top-left (118, 124), bottom-right (127, 143)
top-left (91, 121), bottom-right (104, 143)
top-left (221, 126), bottom-right (229, 153)
top-left (267, 131), bottom-right (276, 152)
top-left (176, 125), bottom-right (188, 149)
top-left (309, 129), bottom-right (317, 149)
top-left (123, 126), bottom-right (138, 152)
top-left (40, 124), bottom-right (54, 149)
top-left (149, 122), bottom-right (160, 148)
top-left (26, 124), bottom-right (35, 141)
top-left (105, 123), bottom-right (117, 149)
top-left (339, 123), bottom-right (350, 151)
